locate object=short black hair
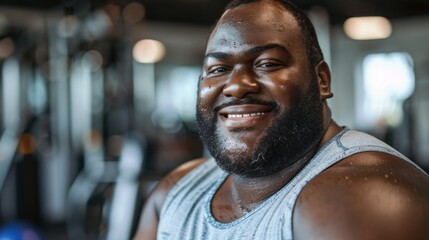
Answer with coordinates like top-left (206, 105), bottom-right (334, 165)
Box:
top-left (225, 0), bottom-right (324, 69)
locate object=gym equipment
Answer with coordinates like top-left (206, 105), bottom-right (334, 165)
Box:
top-left (106, 134), bottom-right (145, 240)
top-left (67, 133), bottom-right (145, 240)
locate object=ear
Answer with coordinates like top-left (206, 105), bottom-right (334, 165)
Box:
top-left (315, 61), bottom-right (333, 100)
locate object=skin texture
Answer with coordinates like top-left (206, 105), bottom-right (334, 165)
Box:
top-left (134, 0), bottom-right (429, 239)
top-left (293, 152), bottom-right (429, 240)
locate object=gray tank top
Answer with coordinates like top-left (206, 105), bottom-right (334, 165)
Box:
top-left (158, 128), bottom-right (424, 239)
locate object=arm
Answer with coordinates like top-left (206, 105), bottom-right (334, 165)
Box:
top-left (133, 158), bottom-right (206, 240)
top-left (293, 152), bottom-right (429, 240)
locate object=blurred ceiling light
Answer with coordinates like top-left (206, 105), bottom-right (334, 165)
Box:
top-left (133, 39), bottom-right (166, 63)
top-left (344, 16), bottom-right (392, 40)
top-left (0, 38), bottom-right (15, 59)
top-left (57, 15), bottom-right (80, 38)
top-left (83, 50), bottom-right (103, 72)
top-left (123, 2), bottom-right (145, 23)
top-left (104, 4), bottom-right (121, 23)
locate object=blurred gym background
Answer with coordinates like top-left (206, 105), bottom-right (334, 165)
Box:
top-left (0, 0), bottom-right (428, 239)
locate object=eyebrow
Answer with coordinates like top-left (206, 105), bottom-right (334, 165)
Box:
top-left (204, 43), bottom-right (290, 61)
top-left (204, 51), bottom-right (231, 60)
top-left (249, 44), bottom-right (290, 55)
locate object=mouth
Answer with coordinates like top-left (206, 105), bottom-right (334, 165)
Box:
top-left (225, 112), bottom-right (267, 118)
top-left (218, 104), bottom-right (275, 129)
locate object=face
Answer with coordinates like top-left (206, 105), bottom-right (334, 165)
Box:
top-left (196, 1), bottom-right (325, 177)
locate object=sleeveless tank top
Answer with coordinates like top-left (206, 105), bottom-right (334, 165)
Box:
top-left (157, 128), bottom-right (425, 240)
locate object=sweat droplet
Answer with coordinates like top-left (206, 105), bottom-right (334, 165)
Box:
top-left (385, 174), bottom-right (389, 178)
top-left (280, 85), bottom-right (286, 89)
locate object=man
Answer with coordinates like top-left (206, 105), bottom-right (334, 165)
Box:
top-left (134, 0), bottom-right (429, 239)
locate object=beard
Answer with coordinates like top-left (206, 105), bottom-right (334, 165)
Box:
top-left (196, 79), bottom-right (325, 178)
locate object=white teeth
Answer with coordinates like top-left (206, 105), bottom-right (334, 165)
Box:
top-left (227, 112), bottom-right (265, 118)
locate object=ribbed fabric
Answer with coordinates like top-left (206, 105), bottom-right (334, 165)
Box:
top-left (158, 128), bottom-right (425, 240)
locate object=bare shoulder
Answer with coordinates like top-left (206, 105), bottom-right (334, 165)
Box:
top-left (293, 151), bottom-right (429, 240)
top-left (154, 157), bottom-right (207, 198)
top-left (133, 158), bottom-right (207, 240)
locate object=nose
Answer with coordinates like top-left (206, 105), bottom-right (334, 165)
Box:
top-left (222, 67), bottom-right (261, 98)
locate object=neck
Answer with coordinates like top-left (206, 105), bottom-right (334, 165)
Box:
top-left (228, 144), bottom-right (316, 209)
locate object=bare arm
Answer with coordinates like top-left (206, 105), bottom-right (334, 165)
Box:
top-left (293, 152), bottom-right (429, 240)
top-left (133, 158), bottom-right (206, 240)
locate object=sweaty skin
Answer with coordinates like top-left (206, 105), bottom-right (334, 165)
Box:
top-left (134, 1), bottom-right (429, 239)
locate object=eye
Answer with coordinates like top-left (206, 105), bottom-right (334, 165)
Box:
top-left (210, 67), bottom-right (227, 73)
top-left (206, 66), bottom-right (230, 77)
top-left (255, 60), bottom-right (283, 71)
top-left (260, 62), bottom-right (277, 68)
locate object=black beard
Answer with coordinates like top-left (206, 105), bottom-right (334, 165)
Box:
top-left (196, 80), bottom-right (324, 178)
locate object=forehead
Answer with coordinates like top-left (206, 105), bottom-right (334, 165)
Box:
top-left (206, 1), bottom-right (302, 54)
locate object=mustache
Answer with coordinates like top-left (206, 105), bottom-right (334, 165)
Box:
top-left (213, 98), bottom-right (278, 113)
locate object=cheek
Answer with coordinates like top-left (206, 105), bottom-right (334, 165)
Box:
top-left (280, 81), bottom-right (303, 104)
top-left (199, 85), bottom-right (214, 100)
top-left (197, 80), bottom-right (224, 111)
top-left (261, 74), bottom-right (304, 109)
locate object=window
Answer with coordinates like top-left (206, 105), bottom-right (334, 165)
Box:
top-left (357, 52), bottom-right (415, 128)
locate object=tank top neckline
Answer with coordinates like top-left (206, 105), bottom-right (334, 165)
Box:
top-left (204, 127), bottom-right (349, 229)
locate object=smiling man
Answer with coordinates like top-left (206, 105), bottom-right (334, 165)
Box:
top-left (134, 0), bottom-right (429, 239)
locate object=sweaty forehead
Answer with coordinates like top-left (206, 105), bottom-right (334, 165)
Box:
top-left (206, 1), bottom-right (301, 53)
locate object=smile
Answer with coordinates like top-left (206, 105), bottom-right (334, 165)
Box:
top-left (226, 112), bottom-right (266, 118)
top-left (218, 104), bottom-right (274, 129)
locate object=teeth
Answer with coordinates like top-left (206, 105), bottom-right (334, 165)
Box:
top-left (227, 112), bottom-right (265, 118)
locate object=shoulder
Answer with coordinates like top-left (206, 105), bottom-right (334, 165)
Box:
top-left (293, 151), bottom-right (429, 240)
top-left (133, 158), bottom-right (206, 240)
top-left (147, 157), bottom-right (207, 216)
